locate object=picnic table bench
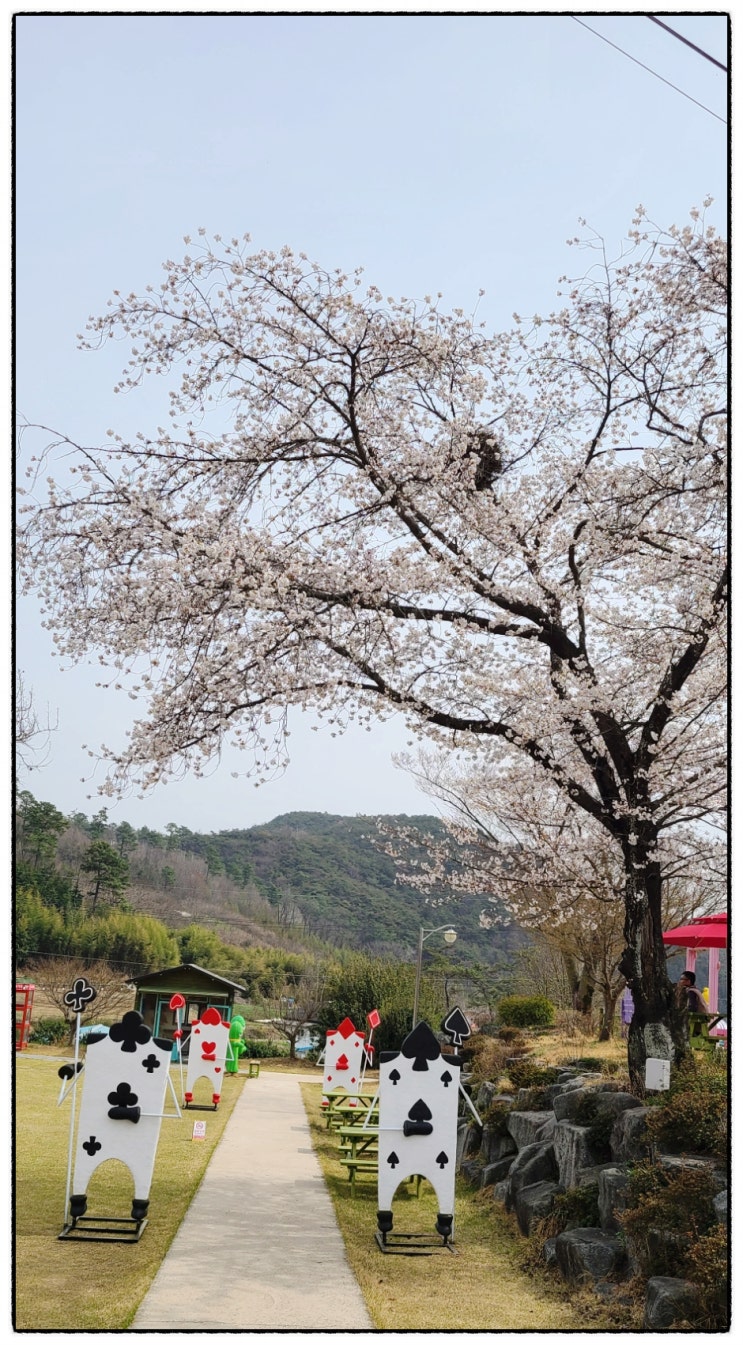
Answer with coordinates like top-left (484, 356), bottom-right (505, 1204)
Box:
top-left (323, 1090), bottom-right (379, 1128)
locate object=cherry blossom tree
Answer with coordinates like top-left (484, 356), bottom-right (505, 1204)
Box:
top-left (383, 749), bottom-right (725, 1040)
top-left (18, 207), bottom-right (727, 1086)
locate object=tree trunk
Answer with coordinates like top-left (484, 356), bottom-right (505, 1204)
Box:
top-left (618, 851), bottom-right (688, 1091)
top-left (598, 985), bottom-right (621, 1041)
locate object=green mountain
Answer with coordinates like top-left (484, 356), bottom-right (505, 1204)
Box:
top-left (177, 811), bottom-right (524, 966)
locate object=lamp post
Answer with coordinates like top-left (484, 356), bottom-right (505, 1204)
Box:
top-left (412, 924), bottom-right (457, 1028)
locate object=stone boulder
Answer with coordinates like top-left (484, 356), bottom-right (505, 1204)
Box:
top-left (553, 1121), bottom-right (594, 1189)
top-left (475, 1080), bottom-right (498, 1112)
top-left (658, 1153), bottom-right (727, 1191)
top-left (610, 1106), bottom-right (651, 1161)
top-left (553, 1087), bottom-right (593, 1123)
top-left (459, 1158), bottom-right (484, 1185)
top-left (506, 1110), bottom-right (554, 1149)
top-left (554, 1227), bottom-right (627, 1283)
top-left (514, 1179), bottom-right (564, 1236)
top-left (456, 1121), bottom-right (481, 1166)
top-left (643, 1277), bottom-right (700, 1329)
top-left (479, 1124), bottom-right (517, 1165)
top-left (597, 1166), bottom-right (630, 1233)
top-left (505, 1141), bottom-right (558, 1210)
top-left (534, 1114), bottom-right (557, 1144)
top-left (481, 1155), bottom-right (517, 1188)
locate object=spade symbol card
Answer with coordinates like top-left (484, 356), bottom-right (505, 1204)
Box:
top-left (377, 1021), bottom-right (459, 1222)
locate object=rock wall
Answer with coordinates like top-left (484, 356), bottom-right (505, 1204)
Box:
top-left (459, 1066), bottom-right (727, 1327)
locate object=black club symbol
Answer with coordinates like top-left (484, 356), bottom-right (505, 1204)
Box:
top-left (141, 1053), bottom-right (161, 1074)
top-left (82, 1135), bottom-right (102, 1157)
top-left (63, 978), bottom-right (97, 1014)
top-left (109, 1011), bottom-right (151, 1053)
top-left (107, 1082), bottom-right (139, 1109)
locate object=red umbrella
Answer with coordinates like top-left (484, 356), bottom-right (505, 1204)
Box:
top-left (662, 912), bottom-right (727, 949)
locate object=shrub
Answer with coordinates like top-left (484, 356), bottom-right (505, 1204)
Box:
top-left (619, 1161), bottom-right (718, 1279)
top-left (497, 995), bottom-right (555, 1028)
top-left (531, 1183), bottom-right (601, 1252)
top-left (682, 1224), bottom-right (729, 1329)
top-left (645, 1054), bottom-right (727, 1154)
top-left (553, 1182), bottom-right (601, 1232)
top-left (242, 1038), bottom-right (290, 1059)
top-left (480, 1101), bottom-right (513, 1134)
top-left (505, 1057), bottom-right (559, 1091)
top-left (28, 1016), bottom-right (69, 1045)
top-left (496, 1025), bottom-right (522, 1044)
top-left (461, 1031), bottom-right (513, 1087)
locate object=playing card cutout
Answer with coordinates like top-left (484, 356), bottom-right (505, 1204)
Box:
top-left (322, 1017), bottom-right (366, 1099)
top-left (377, 1020), bottom-right (460, 1240)
top-left (184, 1006), bottom-right (231, 1108)
top-left (64, 1010), bottom-right (174, 1223)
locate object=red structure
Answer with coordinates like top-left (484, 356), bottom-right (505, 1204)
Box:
top-left (663, 913), bottom-right (727, 1018)
top-left (15, 983), bottom-right (35, 1050)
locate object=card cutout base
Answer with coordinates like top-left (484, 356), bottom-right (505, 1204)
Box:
top-left (375, 1230), bottom-right (457, 1256)
top-left (59, 1214), bottom-right (147, 1243)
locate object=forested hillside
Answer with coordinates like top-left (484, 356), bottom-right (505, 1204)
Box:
top-left (16, 793), bottom-right (525, 974)
top-left (173, 811), bottom-right (525, 964)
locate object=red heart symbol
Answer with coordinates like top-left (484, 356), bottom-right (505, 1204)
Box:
top-left (214, 1066), bottom-right (221, 1073)
top-left (202, 1041), bottom-right (216, 1054)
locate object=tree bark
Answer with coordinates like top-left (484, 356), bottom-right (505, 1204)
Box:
top-left (618, 851), bottom-right (689, 1091)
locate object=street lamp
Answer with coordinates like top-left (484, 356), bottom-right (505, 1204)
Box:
top-left (412, 924), bottom-right (457, 1028)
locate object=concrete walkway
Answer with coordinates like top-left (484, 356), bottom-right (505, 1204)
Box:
top-left (131, 1071), bottom-right (374, 1331)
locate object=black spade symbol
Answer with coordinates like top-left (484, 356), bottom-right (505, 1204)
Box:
top-left (436, 1151), bottom-right (449, 1169)
top-left (408, 1098), bottom-right (432, 1123)
top-left (442, 1006), bottom-right (471, 1046)
top-left (389, 1068), bottom-right (401, 1086)
top-left (440, 1070), bottom-right (453, 1087)
top-left (401, 1022), bottom-right (440, 1071)
top-left (387, 1151), bottom-right (400, 1168)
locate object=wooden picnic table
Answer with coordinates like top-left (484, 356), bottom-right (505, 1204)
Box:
top-left (336, 1123), bottom-right (379, 1193)
top-left (323, 1091), bottom-right (379, 1128)
top-left (336, 1124), bottom-right (379, 1158)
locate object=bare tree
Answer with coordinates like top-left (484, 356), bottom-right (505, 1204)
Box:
top-left (266, 961), bottom-right (330, 1059)
top-left (15, 670), bottom-right (58, 773)
top-left (26, 956), bottom-right (133, 1039)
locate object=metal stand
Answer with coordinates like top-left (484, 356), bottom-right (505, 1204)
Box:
top-left (59, 1214), bottom-right (147, 1244)
top-left (375, 1230), bottom-right (457, 1256)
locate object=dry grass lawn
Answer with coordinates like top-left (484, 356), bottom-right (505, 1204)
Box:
top-left (300, 1081), bottom-right (630, 1331)
top-left (14, 1046), bottom-right (247, 1330)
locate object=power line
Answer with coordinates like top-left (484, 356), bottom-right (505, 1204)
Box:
top-left (647, 16), bottom-right (727, 73)
top-left (570, 16), bottom-right (727, 126)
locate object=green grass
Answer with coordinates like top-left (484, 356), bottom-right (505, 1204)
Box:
top-left (14, 1050), bottom-right (247, 1330)
top-left (300, 1084), bottom-right (629, 1331)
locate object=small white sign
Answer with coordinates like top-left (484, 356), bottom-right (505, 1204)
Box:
top-left (192, 1120), bottom-right (207, 1141)
top-left (645, 1057), bottom-right (670, 1091)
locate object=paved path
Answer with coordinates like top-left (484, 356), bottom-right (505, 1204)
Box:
top-left (131, 1071), bottom-right (374, 1331)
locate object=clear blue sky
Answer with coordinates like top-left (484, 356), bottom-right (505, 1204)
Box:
top-left (14, 5), bottom-right (729, 833)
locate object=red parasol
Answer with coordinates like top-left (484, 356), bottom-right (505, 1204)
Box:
top-left (662, 912), bottom-right (727, 949)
